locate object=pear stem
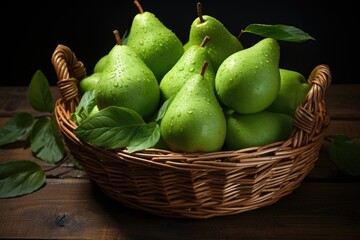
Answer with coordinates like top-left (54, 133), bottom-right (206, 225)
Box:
top-left (134, 0), bottom-right (144, 14)
top-left (237, 29), bottom-right (245, 40)
top-left (200, 61), bottom-right (208, 77)
top-left (113, 30), bottom-right (122, 45)
top-left (200, 36), bottom-right (210, 47)
top-left (197, 1), bottom-right (205, 23)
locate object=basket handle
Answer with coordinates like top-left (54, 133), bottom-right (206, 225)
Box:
top-left (291, 64), bottom-right (332, 148)
top-left (51, 44), bottom-right (87, 113)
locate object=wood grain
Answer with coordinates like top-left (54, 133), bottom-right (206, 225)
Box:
top-left (0, 179), bottom-right (359, 240)
top-left (0, 179), bottom-right (360, 240)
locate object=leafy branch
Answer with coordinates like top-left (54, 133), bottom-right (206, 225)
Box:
top-left (327, 135), bottom-right (360, 176)
top-left (0, 69), bottom-right (166, 199)
top-left (0, 70), bottom-right (81, 198)
top-left (71, 88), bottom-right (172, 153)
top-left (239, 23), bottom-right (316, 42)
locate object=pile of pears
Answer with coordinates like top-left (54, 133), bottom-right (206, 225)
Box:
top-left (78, 1), bottom-right (311, 153)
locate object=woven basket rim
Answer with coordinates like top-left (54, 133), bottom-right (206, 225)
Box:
top-left (55, 94), bottom-right (330, 165)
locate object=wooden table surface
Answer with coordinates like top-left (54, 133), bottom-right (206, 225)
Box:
top-left (0, 84), bottom-right (359, 240)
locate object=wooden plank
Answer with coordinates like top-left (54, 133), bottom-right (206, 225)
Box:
top-left (2, 116), bottom-right (360, 138)
top-left (325, 84), bottom-right (360, 119)
top-left (327, 120), bottom-right (360, 138)
top-left (1, 85), bottom-right (359, 118)
top-left (304, 119), bottom-right (360, 180)
top-left (0, 136), bottom-right (87, 179)
top-left (0, 179), bottom-right (359, 240)
top-left (0, 86), bottom-right (61, 117)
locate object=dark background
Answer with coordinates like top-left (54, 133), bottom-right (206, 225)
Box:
top-left (1, 0), bottom-right (357, 86)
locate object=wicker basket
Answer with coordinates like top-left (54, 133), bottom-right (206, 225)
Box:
top-left (51, 44), bottom-right (332, 219)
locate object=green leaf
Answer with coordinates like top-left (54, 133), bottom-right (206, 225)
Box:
top-left (68, 155), bottom-right (83, 170)
top-left (121, 29), bottom-right (129, 45)
top-left (0, 112), bottom-right (35, 146)
top-left (0, 160), bottom-right (46, 198)
top-left (243, 24), bottom-right (315, 42)
top-left (71, 89), bottom-right (97, 125)
top-left (127, 122), bottom-right (160, 153)
top-left (30, 117), bottom-right (65, 163)
top-left (28, 70), bottom-right (55, 113)
top-left (155, 96), bottom-right (174, 122)
top-left (74, 106), bottom-right (160, 151)
top-left (329, 135), bottom-right (360, 176)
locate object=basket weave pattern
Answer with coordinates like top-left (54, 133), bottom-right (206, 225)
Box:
top-left (52, 44), bottom-right (331, 219)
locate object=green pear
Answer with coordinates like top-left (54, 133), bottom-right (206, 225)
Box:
top-left (89, 105), bottom-right (99, 116)
top-left (159, 36), bottom-right (215, 101)
top-left (126, 0), bottom-right (184, 82)
top-left (160, 61), bottom-right (226, 153)
top-left (225, 110), bottom-right (293, 150)
top-left (215, 37), bottom-right (281, 114)
top-left (79, 72), bottom-right (102, 94)
top-left (95, 30), bottom-right (160, 119)
top-left (187, 2), bottom-right (243, 70)
top-left (93, 54), bottom-right (108, 73)
top-left (183, 41), bottom-right (190, 51)
top-left (152, 135), bottom-right (170, 150)
top-left (267, 68), bottom-right (311, 117)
